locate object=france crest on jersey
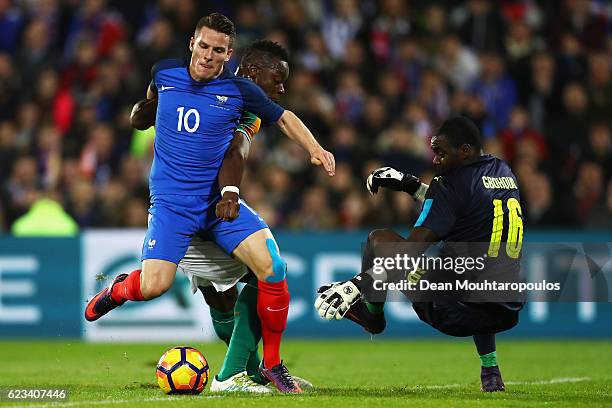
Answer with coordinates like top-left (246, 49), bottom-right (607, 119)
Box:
top-left (148, 59), bottom-right (284, 197)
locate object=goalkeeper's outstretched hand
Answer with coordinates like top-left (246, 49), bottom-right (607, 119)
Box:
top-left (366, 166), bottom-right (421, 195)
top-left (314, 281), bottom-right (361, 320)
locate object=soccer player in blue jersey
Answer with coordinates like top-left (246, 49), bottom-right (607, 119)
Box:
top-left (315, 117), bottom-right (524, 392)
top-left (85, 13), bottom-right (334, 393)
top-left (132, 39), bottom-right (312, 393)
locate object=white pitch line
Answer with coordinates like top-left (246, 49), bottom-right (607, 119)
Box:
top-left (2, 377), bottom-right (595, 408)
top-left (507, 377), bottom-right (592, 385)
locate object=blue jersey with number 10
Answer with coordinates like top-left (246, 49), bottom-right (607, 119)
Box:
top-left (149, 59), bottom-right (284, 197)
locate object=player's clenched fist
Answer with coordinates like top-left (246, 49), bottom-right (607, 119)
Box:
top-left (215, 192), bottom-right (240, 222)
top-left (366, 166), bottom-right (422, 195)
top-left (314, 280), bottom-right (361, 320)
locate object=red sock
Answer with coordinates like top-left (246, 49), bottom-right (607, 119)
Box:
top-left (110, 269), bottom-right (145, 302)
top-left (257, 279), bottom-right (289, 368)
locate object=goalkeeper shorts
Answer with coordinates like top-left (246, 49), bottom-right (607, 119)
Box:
top-left (412, 301), bottom-right (520, 337)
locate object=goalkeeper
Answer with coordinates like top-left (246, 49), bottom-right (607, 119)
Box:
top-left (315, 117), bottom-right (524, 392)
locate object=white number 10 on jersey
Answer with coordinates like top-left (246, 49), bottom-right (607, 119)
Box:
top-left (176, 106), bottom-right (200, 133)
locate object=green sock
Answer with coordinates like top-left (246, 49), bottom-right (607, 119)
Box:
top-left (248, 351), bottom-right (268, 385)
top-left (366, 301), bottom-right (384, 314)
top-left (209, 307), bottom-right (234, 346)
top-left (217, 277), bottom-right (261, 381)
top-left (480, 351), bottom-right (498, 367)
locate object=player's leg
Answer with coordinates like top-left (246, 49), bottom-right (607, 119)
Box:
top-left (85, 257), bottom-right (179, 321)
top-left (200, 285), bottom-right (238, 345)
top-left (214, 275), bottom-right (266, 384)
top-left (231, 229), bottom-right (299, 391)
top-left (412, 301), bottom-right (518, 391)
top-left (202, 282), bottom-right (271, 393)
top-left (473, 334), bottom-right (505, 392)
top-left (85, 196), bottom-right (197, 321)
top-left (208, 200), bottom-right (300, 392)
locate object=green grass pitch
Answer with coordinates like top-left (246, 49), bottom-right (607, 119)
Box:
top-left (1, 339), bottom-right (611, 407)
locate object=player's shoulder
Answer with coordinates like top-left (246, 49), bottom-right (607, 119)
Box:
top-left (151, 58), bottom-right (187, 77)
top-left (231, 75), bottom-right (264, 95)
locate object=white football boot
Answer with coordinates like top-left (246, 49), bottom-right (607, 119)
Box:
top-left (210, 371), bottom-right (273, 393)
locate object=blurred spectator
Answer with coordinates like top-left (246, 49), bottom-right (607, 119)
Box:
top-left (0, 52), bottom-right (19, 121)
top-left (586, 52), bottom-right (612, 118)
top-left (368, 0), bottom-right (411, 63)
top-left (2, 156), bottom-right (39, 226)
top-left (435, 33), bottom-right (480, 91)
top-left (547, 0), bottom-right (608, 51)
top-left (0, 0), bottom-right (24, 55)
top-left (522, 172), bottom-right (573, 227)
top-left (469, 51), bottom-right (518, 137)
top-left (547, 82), bottom-right (591, 189)
top-left (450, 0), bottom-right (506, 53)
top-left (136, 18), bottom-right (183, 83)
top-left (16, 19), bottom-right (58, 85)
top-left (334, 69), bottom-right (365, 122)
top-left (556, 32), bottom-right (588, 84)
top-left (322, 0), bottom-right (363, 60)
top-left (289, 186), bottom-right (337, 229)
top-left (570, 161), bottom-right (606, 225)
top-left (585, 123), bottom-right (612, 179)
top-left (523, 51), bottom-right (559, 133)
top-left (499, 106), bottom-right (547, 165)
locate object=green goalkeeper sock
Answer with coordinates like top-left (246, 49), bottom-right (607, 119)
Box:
top-left (217, 277), bottom-right (261, 381)
top-left (480, 351), bottom-right (498, 367)
top-left (209, 307), bottom-right (234, 346)
top-left (366, 301), bottom-right (384, 314)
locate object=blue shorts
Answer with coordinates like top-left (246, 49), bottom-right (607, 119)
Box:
top-left (141, 195), bottom-right (268, 264)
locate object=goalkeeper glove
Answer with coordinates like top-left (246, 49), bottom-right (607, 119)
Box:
top-left (366, 166), bottom-right (427, 199)
top-left (314, 280), bottom-right (361, 320)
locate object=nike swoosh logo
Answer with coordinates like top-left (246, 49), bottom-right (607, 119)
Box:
top-left (160, 85), bottom-right (175, 91)
top-left (266, 306), bottom-right (289, 312)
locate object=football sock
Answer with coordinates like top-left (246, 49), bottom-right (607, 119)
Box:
top-left (480, 351), bottom-right (498, 367)
top-left (473, 334), bottom-right (497, 366)
top-left (257, 279), bottom-right (289, 369)
top-left (110, 269), bottom-right (144, 302)
top-left (365, 301), bottom-right (384, 314)
top-left (217, 278), bottom-right (261, 381)
top-left (209, 307), bottom-right (234, 346)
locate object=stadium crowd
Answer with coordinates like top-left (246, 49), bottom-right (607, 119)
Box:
top-left (1, 0), bottom-right (611, 234)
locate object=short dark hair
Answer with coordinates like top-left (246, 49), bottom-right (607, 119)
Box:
top-left (435, 116), bottom-right (482, 150)
top-left (195, 13), bottom-right (235, 48)
top-left (241, 40), bottom-right (289, 67)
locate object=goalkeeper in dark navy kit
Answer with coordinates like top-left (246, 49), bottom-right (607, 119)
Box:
top-left (315, 116), bottom-right (525, 392)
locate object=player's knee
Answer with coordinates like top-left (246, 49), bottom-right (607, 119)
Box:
top-left (259, 238), bottom-right (286, 283)
top-left (368, 228), bottom-right (402, 243)
top-left (142, 271), bottom-right (173, 299)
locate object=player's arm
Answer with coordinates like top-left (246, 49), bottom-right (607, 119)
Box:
top-left (275, 110), bottom-right (335, 176)
top-left (366, 166), bottom-right (429, 201)
top-left (238, 79), bottom-right (335, 176)
top-left (130, 85), bottom-right (158, 130)
top-left (215, 129), bottom-right (251, 222)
